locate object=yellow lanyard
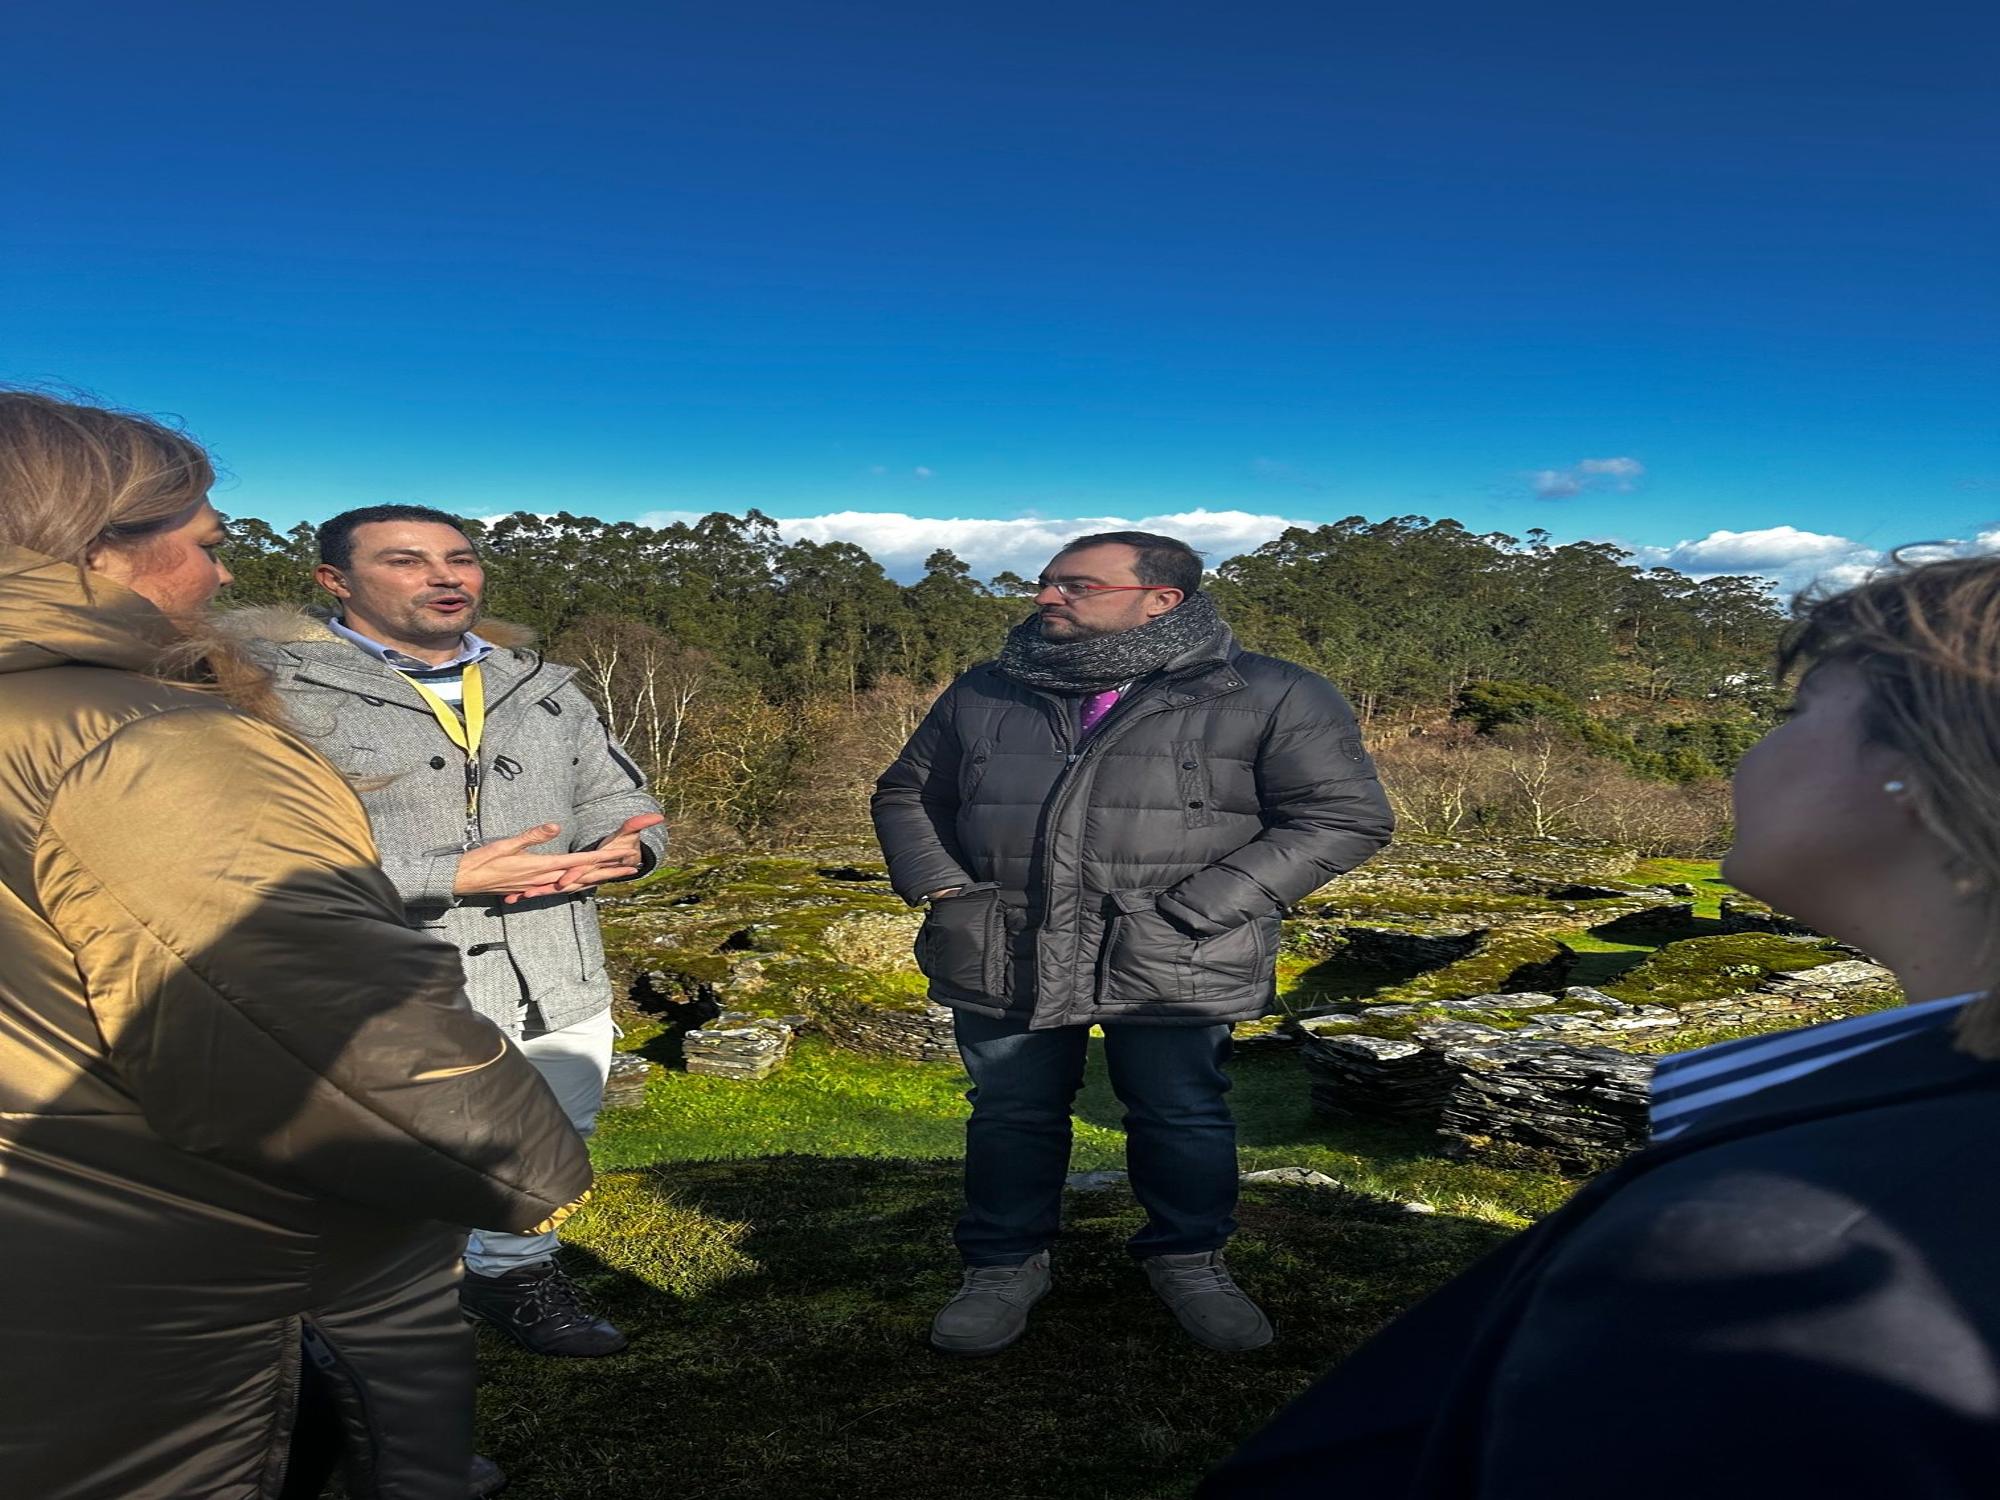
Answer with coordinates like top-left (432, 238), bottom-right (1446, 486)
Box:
top-left (405, 664), bottom-right (487, 842)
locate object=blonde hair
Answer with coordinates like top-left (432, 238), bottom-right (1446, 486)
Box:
top-left (1782, 553), bottom-right (2000, 1057)
top-left (0, 389), bottom-right (279, 720)
top-left (0, 389), bottom-right (215, 566)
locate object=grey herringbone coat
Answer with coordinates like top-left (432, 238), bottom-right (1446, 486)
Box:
top-left (871, 617), bottom-right (1393, 1029)
top-left (244, 611), bottom-right (667, 1032)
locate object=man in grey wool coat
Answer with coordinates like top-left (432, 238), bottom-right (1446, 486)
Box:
top-left (873, 531), bottom-right (1393, 1357)
top-left (248, 503), bottom-right (667, 1361)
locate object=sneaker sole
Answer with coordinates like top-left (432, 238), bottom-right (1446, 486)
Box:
top-left (928, 1281), bottom-right (1051, 1358)
top-left (462, 1305), bottom-right (631, 1358)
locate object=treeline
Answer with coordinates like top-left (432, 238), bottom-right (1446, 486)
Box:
top-left (221, 509), bottom-right (1789, 854)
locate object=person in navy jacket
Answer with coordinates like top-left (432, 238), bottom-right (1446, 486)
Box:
top-left (1204, 551), bottom-right (2000, 1499)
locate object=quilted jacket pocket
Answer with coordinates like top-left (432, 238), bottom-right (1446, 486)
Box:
top-left (916, 883), bottom-right (1007, 999)
top-left (1097, 889), bottom-right (1195, 1005)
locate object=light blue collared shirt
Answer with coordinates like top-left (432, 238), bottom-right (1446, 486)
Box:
top-left (329, 616), bottom-right (496, 708)
top-left (328, 615), bottom-right (496, 673)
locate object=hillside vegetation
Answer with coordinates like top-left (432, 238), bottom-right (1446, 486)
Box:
top-left (224, 508), bottom-right (1784, 855)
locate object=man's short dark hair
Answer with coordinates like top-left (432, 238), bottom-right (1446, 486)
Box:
top-left (317, 504), bottom-right (475, 569)
top-left (1058, 531), bottom-right (1205, 598)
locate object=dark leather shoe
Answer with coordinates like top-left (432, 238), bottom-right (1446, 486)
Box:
top-left (469, 1454), bottom-right (508, 1497)
top-left (461, 1260), bottom-right (630, 1357)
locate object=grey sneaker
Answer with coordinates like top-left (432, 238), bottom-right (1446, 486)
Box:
top-left (930, 1252), bottom-right (1052, 1356)
top-left (1142, 1251), bottom-right (1273, 1351)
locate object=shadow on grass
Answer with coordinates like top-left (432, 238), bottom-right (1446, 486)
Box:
top-left (1281, 952), bottom-right (1434, 1007)
top-left (1588, 911), bottom-right (1726, 946)
top-left (467, 1155), bottom-right (1512, 1500)
top-left (1565, 912), bottom-right (1730, 989)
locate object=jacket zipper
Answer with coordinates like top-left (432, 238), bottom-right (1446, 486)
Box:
top-left (1035, 675), bottom-right (1244, 1016)
top-left (267, 1316), bottom-right (305, 1499)
top-left (290, 653), bottom-right (561, 849)
top-left (299, 1319), bottom-right (380, 1494)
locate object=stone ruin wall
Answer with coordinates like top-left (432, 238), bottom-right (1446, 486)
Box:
top-left (1299, 960), bottom-right (1897, 1169)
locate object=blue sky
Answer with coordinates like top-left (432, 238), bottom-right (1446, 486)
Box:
top-left (5, 1), bottom-right (1995, 588)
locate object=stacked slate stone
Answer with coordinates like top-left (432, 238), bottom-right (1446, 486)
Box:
top-left (1435, 1033), bottom-right (1654, 1169)
top-left (601, 1050), bottom-right (657, 1111)
top-left (1299, 1029), bottom-right (1456, 1122)
top-left (820, 999), bottom-right (960, 1063)
top-left (1717, 898), bottom-right (1820, 936)
top-left (682, 1012), bottom-right (799, 1080)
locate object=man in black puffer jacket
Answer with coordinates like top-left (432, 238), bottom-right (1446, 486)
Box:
top-left (872, 531), bottom-right (1393, 1357)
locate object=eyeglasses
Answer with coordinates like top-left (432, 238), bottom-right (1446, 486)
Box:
top-left (1036, 580), bottom-right (1158, 600)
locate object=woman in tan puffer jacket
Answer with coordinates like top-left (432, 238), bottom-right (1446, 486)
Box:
top-left (0, 391), bottom-right (593, 1499)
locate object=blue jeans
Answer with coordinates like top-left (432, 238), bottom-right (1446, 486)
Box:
top-left (464, 1008), bottom-right (613, 1275)
top-left (952, 1011), bottom-right (1239, 1266)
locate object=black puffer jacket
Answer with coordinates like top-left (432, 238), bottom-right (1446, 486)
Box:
top-left (871, 620), bottom-right (1393, 1028)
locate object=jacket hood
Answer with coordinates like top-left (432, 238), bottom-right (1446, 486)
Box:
top-left (220, 605), bottom-right (539, 653)
top-left (0, 544), bottom-right (183, 678)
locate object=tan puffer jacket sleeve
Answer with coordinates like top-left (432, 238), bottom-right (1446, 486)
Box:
top-left (33, 704), bottom-right (592, 1232)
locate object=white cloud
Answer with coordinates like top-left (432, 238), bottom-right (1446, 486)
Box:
top-left (913, 465), bottom-right (934, 479)
top-left (1624, 525), bottom-right (1882, 596)
top-left (1629, 526), bottom-right (2000, 597)
top-left (627, 506), bottom-right (1302, 581)
top-left (1532, 455), bottom-right (1645, 499)
top-left (603, 501), bottom-right (2000, 600)
top-left (1578, 457), bottom-right (1644, 481)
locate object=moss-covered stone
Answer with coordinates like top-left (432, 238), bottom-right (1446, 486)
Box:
top-left (1716, 896), bottom-right (1820, 936)
top-left (1374, 929), bottom-right (1577, 1008)
top-left (601, 856), bottom-right (958, 1060)
top-left (1601, 932), bottom-right (1844, 1009)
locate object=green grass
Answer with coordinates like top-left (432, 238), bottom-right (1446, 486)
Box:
top-left (477, 1157), bottom-right (1514, 1500)
top-left (467, 855), bottom-right (1748, 1498)
top-left (466, 1036), bottom-right (1562, 1499)
top-left (599, 1034), bottom-right (1570, 1225)
top-left (1626, 857), bottom-right (1736, 919)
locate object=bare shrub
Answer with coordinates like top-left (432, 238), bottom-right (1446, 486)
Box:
top-left (675, 692), bottom-right (843, 847)
top-left (1585, 775), bottom-right (1733, 856)
top-left (1494, 732), bottom-right (1602, 838)
top-left (1373, 725), bottom-right (1504, 837)
top-left (783, 678), bottom-right (941, 846)
top-left (1375, 730), bottom-right (1732, 856)
top-left (555, 615), bottom-right (711, 782)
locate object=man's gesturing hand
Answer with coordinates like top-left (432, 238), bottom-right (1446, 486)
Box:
top-left (452, 822), bottom-right (645, 902)
top-left (477, 813), bottom-right (667, 905)
top-left (541, 813), bottom-right (667, 899)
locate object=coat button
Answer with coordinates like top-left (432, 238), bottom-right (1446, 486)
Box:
top-left (429, 755), bottom-right (447, 770)
top-left (1181, 760), bottom-right (1198, 770)
top-left (1187, 799), bottom-right (1205, 809)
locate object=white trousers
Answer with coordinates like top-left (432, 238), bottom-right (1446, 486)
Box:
top-left (463, 1007), bottom-right (615, 1275)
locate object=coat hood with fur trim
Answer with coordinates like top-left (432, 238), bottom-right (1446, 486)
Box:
top-left (219, 604), bottom-right (541, 654)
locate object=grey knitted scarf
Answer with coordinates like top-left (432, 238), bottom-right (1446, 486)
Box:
top-left (994, 591), bottom-right (1225, 693)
